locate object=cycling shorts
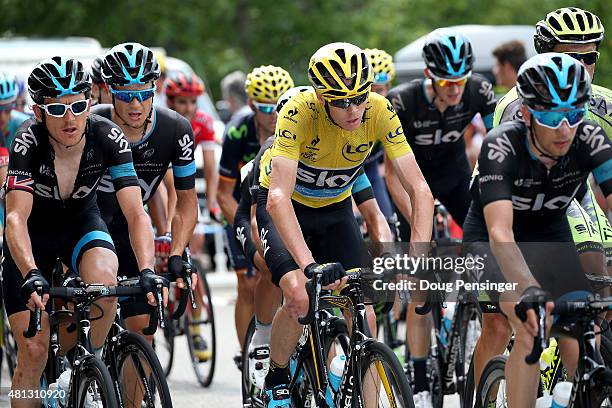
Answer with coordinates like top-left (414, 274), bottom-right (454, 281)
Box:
top-left (255, 188), bottom-right (369, 286)
top-left (2, 205), bottom-right (115, 317)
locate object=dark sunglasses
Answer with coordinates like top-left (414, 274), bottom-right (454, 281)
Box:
top-left (563, 51), bottom-right (600, 66)
top-left (110, 87), bottom-right (156, 103)
top-left (38, 99), bottom-right (90, 117)
top-left (327, 92), bottom-right (369, 109)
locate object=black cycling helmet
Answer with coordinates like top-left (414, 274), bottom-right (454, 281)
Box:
top-left (102, 42), bottom-right (160, 87)
top-left (517, 53), bottom-right (591, 111)
top-left (90, 56), bottom-right (105, 85)
top-left (28, 56), bottom-right (92, 104)
top-left (422, 29), bottom-right (474, 78)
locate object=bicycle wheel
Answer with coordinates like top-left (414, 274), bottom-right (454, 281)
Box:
top-left (73, 356), bottom-right (119, 408)
top-left (457, 304), bottom-right (482, 407)
top-left (2, 308), bottom-right (17, 377)
top-left (185, 269), bottom-right (216, 387)
top-left (241, 317), bottom-right (264, 407)
top-left (111, 332), bottom-right (172, 408)
top-left (153, 304), bottom-right (175, 377)
top-left (463, 355), bottom-right (476, 408)
top-left (475, 355), bottom-right (507, 408)
top-left (359, 341), bottom-right (415, 408)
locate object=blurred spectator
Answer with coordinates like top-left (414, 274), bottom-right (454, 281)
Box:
top-left (220, 70), bottom-right (248, 116)
top-left (154, 50), bottom-right (168, 107)
top-left (492, 40), bottom-right (527, 90)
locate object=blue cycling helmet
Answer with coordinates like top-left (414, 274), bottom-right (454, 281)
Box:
top-left (102, 42), bottom-right (160, 87)
top-left (0, 72), bottom-right (19, 104)
top-left (422, 29), bottom-right (474, 78)
top-left (28, 57), bottom-right (92, 104)
top-left (517, 53), bottom-right (591, 111)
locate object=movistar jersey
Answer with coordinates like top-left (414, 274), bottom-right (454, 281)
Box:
top-left (258, 89), bottom-right (411, 208)
top-left (219, 109), bottom-right (260, 201)
top-left (493, 84), bottom-right (612, 137)
top-left (92, 105), bottom-right (196, 223)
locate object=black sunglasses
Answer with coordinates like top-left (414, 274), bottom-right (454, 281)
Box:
top-left (327, 92), bottom-right (369, 109)
top-left (563, 51), bottom-right (600, 66)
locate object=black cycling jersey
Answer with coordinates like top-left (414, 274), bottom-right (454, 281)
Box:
top-left (387, 75), bottom-right (496, 192)
top-left (5, 115), bottom-right (138, 221)
top-left (92, 105), bottom-right (196, 224)
top-left (219, 109), bottom-right (261, 201)
top-left (466, 120), bottom-right (612, 238)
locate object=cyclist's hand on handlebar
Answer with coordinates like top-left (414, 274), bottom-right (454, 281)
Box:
top-left (140, 268), bottom-right (169, 307)
top-left (515, 286), bottom-right (553, 337)
top-left (304, 262), bottom-right (348, 290)
top-left (21, 269), bottom-right (49, 311)
top-left (168, 255), bottom-right (198, 289)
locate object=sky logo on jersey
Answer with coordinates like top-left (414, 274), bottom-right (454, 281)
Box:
top-left (511, 184), bottom-right (581, 211)
top-left (342, 141), bottom-right (373, 163)
top-left (295, 163), bottom-right (361, 198)
top-left (7, 175), bottom-right (33, 193)
top-left (14, 127), bottom-right (38, 156)
top-left (385, 126), bottom-right (404, 145)
top-left (178, 134), bottom-right (194, 161)
top-left (578, 123), bottom-right (610, 157)
top-left (487, 133), bottom-right (516, 163)
top-left (414, 129), bottom-right (463, 146)
top-left (107, 127), bottom-right (130, 154)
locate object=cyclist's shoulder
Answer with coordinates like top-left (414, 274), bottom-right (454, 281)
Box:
top-left (588, 84), bottom-right (612, 135)
top-left (484, 120), bottom-right (526, 148)
top-left (154, 105), bottom-right (191, 131)
top-left (493, 86), bottom-right (521, 126)
top-left (90, 103), bottom-right (113, 119)
top-left (9, 110), bottom-right (31, 126)
top-left (193, 110), bottom-right (213, 125)
top-left (223, 108), bottom-right (256, 141)
top-left (387, 79), bottom-right (422, 113)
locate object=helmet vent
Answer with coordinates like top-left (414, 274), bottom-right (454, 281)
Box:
top-left (576, 14), bottom-right (586, 31)
top-left (549, 17), bottom-right (563, 32)
top-left (335, 49), bottom-right (347, 64)
top-left (562, 13), bottom-right (575, 30)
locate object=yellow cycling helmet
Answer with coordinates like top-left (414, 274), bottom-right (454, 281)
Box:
top-left (308, 42), bottom-right (373, 100)
top-left (244, 65), bottom-right (294, 103)
top-left (535, 7), bottom-right (605, 53)
top-left (364, 48), bottom-right (395, 85)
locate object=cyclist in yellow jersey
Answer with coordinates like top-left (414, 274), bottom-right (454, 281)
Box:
top-left (472, 7), bottom-right (612, 394)
top-left (257, 42), bottom-right (433, 408)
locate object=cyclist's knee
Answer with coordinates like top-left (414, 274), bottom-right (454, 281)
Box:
top-left (124, 315), bottom-right (154, 343)
top-left (18, 337), bottom-right (48, 371)
top-left (481, 313), bottom-right (512, 347)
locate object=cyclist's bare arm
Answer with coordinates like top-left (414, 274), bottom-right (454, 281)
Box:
top-left (5, 190), bottom-right (36, 277)
top-left (163, 168), bottom-right (176, 231)
top-left (483, 200), bottom-right (538, 293)
top-left (389, 153), bottom-right (434, 250)
top-left (384, 153), bottom-right (413, 223)
top-left (267, 156), bottom-right (314, 270)
top-left (116, 185), bottom-right (155, 271)
top-left (203, 148), bottom-right (219, 211)
top-left (218, 177), bottom-right (238, 225)
top-left (148, 181), bottom-right (170, 234)
top-left (357, 198), bottom-right (393, 242)
top-left (170, 188), bottom-right (198, 257)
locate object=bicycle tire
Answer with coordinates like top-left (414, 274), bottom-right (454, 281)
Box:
top-left (73, 356), bottom-right (119, 408)
top-left (153, 305), bottom-right (175, 378)
top-left (359, 341), bottom-right (416, 408)
top-left (111, 331), bottom-right (173, 408)
top-left (185, 269), bottom-right (217, 387)
top-left (475, 355), bottom-right (507, 408)
top-left (3, 308), bottom-right (17, 378)
top-left (457, 304), bottom-right (482, 408)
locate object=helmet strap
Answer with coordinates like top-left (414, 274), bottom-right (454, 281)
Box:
top-left (528, 119), bottom-right (561, 162)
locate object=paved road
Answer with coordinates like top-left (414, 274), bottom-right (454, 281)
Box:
top-left (0, 277), bottom-right (462, 407)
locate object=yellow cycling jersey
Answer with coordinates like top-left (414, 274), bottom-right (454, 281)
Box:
top-left (259, 89), bottom-right (412, 208)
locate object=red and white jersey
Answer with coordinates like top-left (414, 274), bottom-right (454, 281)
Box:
top-left (192, 110), bottom-right (216, 150)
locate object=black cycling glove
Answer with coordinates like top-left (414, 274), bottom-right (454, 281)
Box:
top-left (139, 268), bottom-right (169, 296)
top-left (304, 262), bottom-right (346, 287)
top-left (20, 269), bottom-right (49, 301)
top-left (515, 286), bottom-right (551, 323)
top-left (168, 255), bottom-right (187, 281)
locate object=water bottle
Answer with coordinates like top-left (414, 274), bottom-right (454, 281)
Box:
top-left (325, 355), bottom-right (346, 408)
top-left (551, 381), bottom-right (572, 408)
top-left (535, 392), bottom-right (553, 408)
top-left (440, 303), bottom-right (455, 346)
top-left (48, 368), bottom-right (71, 407)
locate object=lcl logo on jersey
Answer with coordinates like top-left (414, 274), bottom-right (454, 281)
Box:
top-left (512, 184), bottom-right (581, 211)
top-left (342, 141), bottom-right (373, 163)
top-left (386, 126), bottom-right (404, 144)
top-left (107, 127), bottom-right (130, 154)
top-left (14, 127), bottom-right (38, 156)
top-left (414, 129), bottom-right (462, 146)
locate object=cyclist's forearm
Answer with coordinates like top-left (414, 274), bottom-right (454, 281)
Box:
top-left (268, 194), bottom-right (314, 270)
top-left (358, 199), bottom-right (393, 243)
top-left (489, 231), bottom-right (538, 293)
top-left (128, 212), bottom-right (155, 271)
top-left (148, 186), bottom-right (169, 234)
top-left (170, 189), bottom-right (198, 257)
top-left (203, 150), bottom-right (219, 207)
top-left (5, 213), bottom-right (36, 277)
top-left (218, 188), bottom-right (238, 225)
top-left (385, 158), bottom-right (413, 222)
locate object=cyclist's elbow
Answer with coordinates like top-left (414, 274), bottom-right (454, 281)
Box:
top-left (266, 188), bottom-right (288, 214)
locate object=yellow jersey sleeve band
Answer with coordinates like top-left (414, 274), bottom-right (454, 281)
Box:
top-left (259, 90), bottom-right (411, 207)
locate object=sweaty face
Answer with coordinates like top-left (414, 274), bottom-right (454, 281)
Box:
top-left (553, 43), bottom-right (597, 79)
top-left (113, 82), bottom-right (155, 128)
top-left (38, 93), bottom-right (90, 146)
top-left (523, 107), bottom-right (578, 158)
top-left (170, 96), bottom-right (198, 121)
